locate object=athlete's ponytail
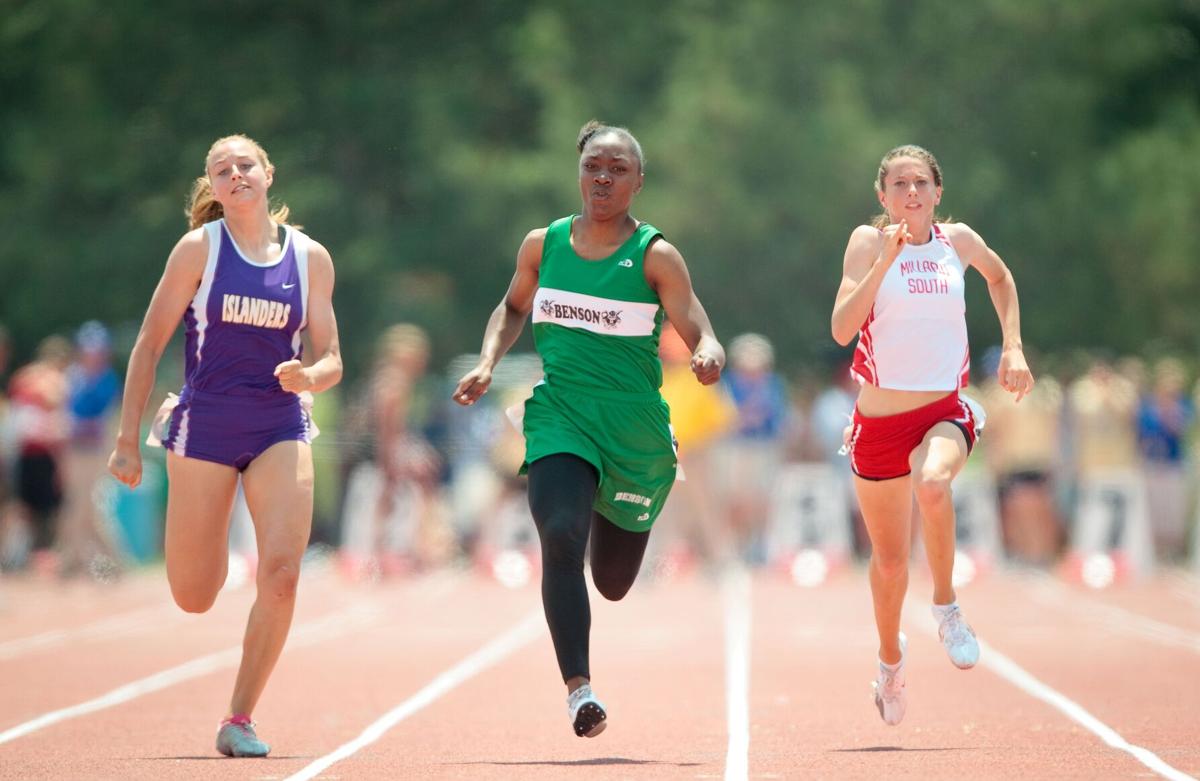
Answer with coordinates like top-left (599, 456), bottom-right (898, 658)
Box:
top-left (186, 134), bottom-right (295, 230)
top-left (187, 176), bottom-right (222, 230)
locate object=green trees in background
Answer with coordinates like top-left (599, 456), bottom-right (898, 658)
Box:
top-left (2, 0), bottom-right (1197, 379)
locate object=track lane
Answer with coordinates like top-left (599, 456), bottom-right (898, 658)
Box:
top-left (297, 571), bottom-right (734, 780)
top-left (1, 565), bottom-right (1196, 779)
top-left (747, 568), bottom-right (1198, 780)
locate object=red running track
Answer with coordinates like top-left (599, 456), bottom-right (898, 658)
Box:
top-left (0, 560), bottom-right (1197, 780)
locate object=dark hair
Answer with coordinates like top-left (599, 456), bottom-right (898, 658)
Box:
top-left (871, 144), bottom-right (945, 229)
top-left (577, 120), bottom-right (645, 171)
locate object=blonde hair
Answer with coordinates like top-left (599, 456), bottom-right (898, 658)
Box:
top-left (186, 134), bottom-right (294, 230)
top-left (871, 144), bottom-right (946, 229)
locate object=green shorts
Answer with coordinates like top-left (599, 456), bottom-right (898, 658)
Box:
top-left (519, 380), bottom-right (678, 532)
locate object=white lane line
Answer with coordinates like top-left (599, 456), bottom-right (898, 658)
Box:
top-left (0, 556), bottom-right (364, 662)
top-left (0, 605), bottom-right (174, 662)
top-left (721, 566), bottom-right (751, 781)
top-left (1027, 577), bottom-right (1200, 655)
top-left (284, 610), bottom-right (544, 781)
top-left (981, 642), bottom-right (1196, 781)
top-left (0, 604), bottom-right (381, 746)
top-left (915, 610), bottom-right (1196, 781)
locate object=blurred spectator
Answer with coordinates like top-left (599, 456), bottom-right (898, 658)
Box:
top-left (1068, 357), bottom-right (1141, 473)
top-left (1066, 356), bottom-right (1152, 576)
top-left (339, 324), bottom-right (452, 579)
top-left (0, 324), bottom-right (13, 568)
top-left (447, 352), bottom-right (544, 570)
top-left (981, 349), bottom-right (1066, 566)
top-left (3, 336), bottom-right (72, 572)
top-left (1136, 357), bottom-right (1193, 561)
top-left (0, 324), bottom-right (11, 384)
top-left (1192, 377), bottom-right (1200, 571)
top-left (1117, 356), bottom-right (1148, 399)
top-left (808, 362), bottom-right (865, 556)
top-left (441, 359), bottom-right (506, 556)
top-left (57, 321), bottom-right (124, 580)
top-left (714, 333), bottom-right (790, 562)
top-left (651, 323), bottom-right (737, 572)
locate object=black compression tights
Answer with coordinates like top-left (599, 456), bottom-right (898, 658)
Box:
top-left (527, 453), bottom-right (650, 683)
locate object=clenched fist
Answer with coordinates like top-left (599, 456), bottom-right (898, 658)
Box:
top-left (274, 360), bottom-right (313, 393)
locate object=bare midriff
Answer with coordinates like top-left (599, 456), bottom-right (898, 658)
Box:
top-left (854, 384), bottom-right (955, 418)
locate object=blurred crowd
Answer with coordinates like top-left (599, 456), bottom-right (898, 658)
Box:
top-left (0, 322), bottom-right (124, 580)
top-left (2, 318), bottom-right (1198, 585)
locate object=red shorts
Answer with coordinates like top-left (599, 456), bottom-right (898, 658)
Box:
top-left (846, 392), bottom-right (983, 481)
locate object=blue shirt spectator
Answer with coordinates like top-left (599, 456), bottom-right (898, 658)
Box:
top-left (67, 321), bottom-right (120, 446)
top-left (1136, 358), bottom-right (1193, 465)
top-left (724, 334), bottom-right (789, 441)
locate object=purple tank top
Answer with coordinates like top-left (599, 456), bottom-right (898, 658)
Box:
top-left (180, 219), bottom-right (309, 399)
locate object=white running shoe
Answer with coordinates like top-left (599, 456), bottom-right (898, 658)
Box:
top-left (567, 683), bottom-right (607, 737)
top-left (872, 632), bottom-right (907, 726)
top-left (933, 603), bottom-right (980, 669)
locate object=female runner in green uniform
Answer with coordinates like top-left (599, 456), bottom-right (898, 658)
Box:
top-left (454, 120), bottom-right (724, 738)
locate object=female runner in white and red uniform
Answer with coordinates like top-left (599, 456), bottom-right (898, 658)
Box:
top-left (831, 145), bottom-right (1034, 726)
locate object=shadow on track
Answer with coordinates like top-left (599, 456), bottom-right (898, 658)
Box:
top-left (452, 757), bottom-right (702, 767)
top-left (139, 755), bottom-right (312, 761)
top-left (831, 746), bottom-right (975, 753)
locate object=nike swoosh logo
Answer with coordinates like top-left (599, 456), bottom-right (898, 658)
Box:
top-left (282, 283), bottom-right (296, 289)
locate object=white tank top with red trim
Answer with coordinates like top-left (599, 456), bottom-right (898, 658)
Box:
top-left (851, 223), bottom-right (970, 391)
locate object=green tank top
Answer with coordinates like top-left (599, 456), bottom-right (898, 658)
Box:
top-left (532, 215), bottom-right (665, 394)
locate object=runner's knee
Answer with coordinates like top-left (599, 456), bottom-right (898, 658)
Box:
top-left (913, 472), bottom-right (952, 509)
top-left (589, 515), bottom-right (647, 600)
top-left (536, 512), bottom-right (588, 571)
top-left (256, 556), bottom-right (301, 601)
top-left (170, 578), bottom-right (223, 613)
top-left (871, 549), bottom-right (908, 581)
top-left (528, 454), bottom-right (596, 572)
top-left (592, 567), bottom-right (637, 601)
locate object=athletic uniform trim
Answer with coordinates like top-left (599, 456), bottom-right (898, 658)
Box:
top-left (520, 215), bottom-right (677, 531)
top-left (192, 221), bottom-right (222, 370)
top-left (851, 223), bottom-right (970, 391)
top-left (846, 392), bottom-right (985, 480)
top-left (153, 219), bottom-right (316, 470)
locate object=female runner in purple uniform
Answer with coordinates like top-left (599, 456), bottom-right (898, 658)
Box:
top-left (108, 134), bottom-right (342, 757)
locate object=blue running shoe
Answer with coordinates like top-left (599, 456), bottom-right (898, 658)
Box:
top-left (216, 715), bottom-right (270, 758)
top-left (567, 683), bottom-right (607, 738)
top-left (933, 603), bottom-right (980, 669)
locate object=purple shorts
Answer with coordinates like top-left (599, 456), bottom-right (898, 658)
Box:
top-left (154, 388), bottom-right (315, 471)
